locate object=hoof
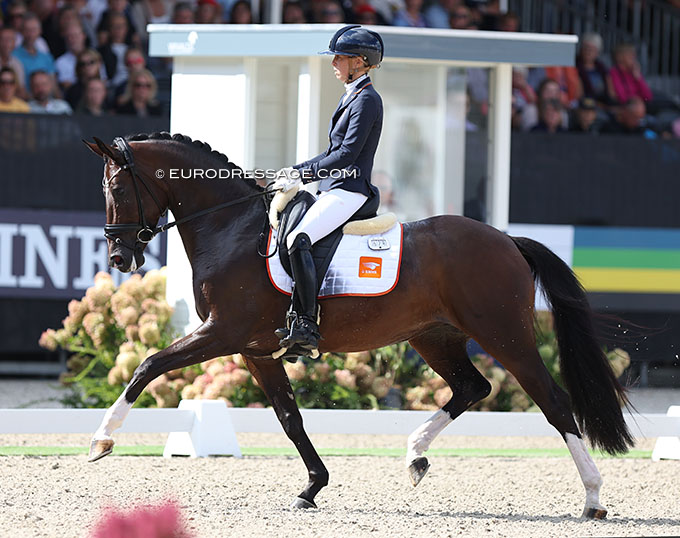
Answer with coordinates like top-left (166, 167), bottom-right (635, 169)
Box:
top-left (88, 439), bottom-right (114, 462)
top-left (583, 507), bottom-right (607, 520)
top-left (408, 457), bottom-right (430, 487)
top-left (290, 497), bottom-right (317, 509)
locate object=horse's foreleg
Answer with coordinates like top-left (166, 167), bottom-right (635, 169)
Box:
top-left (244, 357), bottom-right (329, 509)
top-left (406, 326), bottom-right (491, 486)
top-left (88, 321), bottom-right (228, 462)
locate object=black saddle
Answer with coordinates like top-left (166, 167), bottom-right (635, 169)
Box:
top-left (276, 191), bottom-right (380, 292)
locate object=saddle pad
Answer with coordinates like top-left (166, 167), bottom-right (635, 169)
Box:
top-left (266, 223), bottom-right (403, 298)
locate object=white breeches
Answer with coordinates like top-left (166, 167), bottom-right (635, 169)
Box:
top-left (286, 188), bottom-right (368, 249)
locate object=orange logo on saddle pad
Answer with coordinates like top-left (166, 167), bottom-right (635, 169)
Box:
top-left (359, 257), bottom-right (382, 278)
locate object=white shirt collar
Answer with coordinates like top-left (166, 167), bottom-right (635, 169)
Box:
top-left (343, 73), bottom-right (369, 99)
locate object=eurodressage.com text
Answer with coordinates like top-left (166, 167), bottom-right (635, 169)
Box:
top-left (158, 168), bottom-right (359, 180)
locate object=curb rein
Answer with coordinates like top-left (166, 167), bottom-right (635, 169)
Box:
top-left (102, 137), bottom-right (278, 258)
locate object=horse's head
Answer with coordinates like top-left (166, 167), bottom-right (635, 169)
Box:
top-left (85, 137), bottom-right (168, 273)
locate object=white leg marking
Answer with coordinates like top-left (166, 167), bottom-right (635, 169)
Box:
top-left (565, 432), bottom-right (606, 511)
top-left (93, 391), bottom-right (133, 440)
top-left (406, 409), bottom-right (452, 467)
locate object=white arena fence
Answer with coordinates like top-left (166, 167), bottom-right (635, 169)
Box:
top-left (0, 401), bottom-right (678, 461)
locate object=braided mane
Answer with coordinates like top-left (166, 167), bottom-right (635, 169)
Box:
top-left (126, 132), bottom-right (262, 191)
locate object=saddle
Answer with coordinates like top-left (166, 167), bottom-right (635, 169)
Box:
top-left (275, 190), bottom-right (381, 293)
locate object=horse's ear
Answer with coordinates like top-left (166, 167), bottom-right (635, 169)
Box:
top-left (90, 136), bottom-right (126, 166)
top-left (83, 139), bottom-right (103, 157)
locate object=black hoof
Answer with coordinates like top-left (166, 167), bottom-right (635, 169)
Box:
top-left (290, 497), bottom-right (317, 509)
top-left (408, 457), bottom-right (430, 487)
top-left (583, 507), bottom-right (607, 519)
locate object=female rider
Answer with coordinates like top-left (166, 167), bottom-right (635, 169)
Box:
top-left (273, 25), bottom-right (385, 353)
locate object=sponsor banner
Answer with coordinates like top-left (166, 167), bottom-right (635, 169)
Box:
top-left (0, 208), bottom-right (167, 299)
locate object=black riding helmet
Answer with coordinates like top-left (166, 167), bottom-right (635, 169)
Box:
top-left (320, 25), bottom-right (384, 67)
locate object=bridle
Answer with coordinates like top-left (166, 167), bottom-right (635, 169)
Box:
top-left (102, 137), bottom-right (276, 256)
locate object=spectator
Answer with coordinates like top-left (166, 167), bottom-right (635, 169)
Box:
top-left (28, 69), bottom-right (73, 113)
top-left (0, 26), bottom-right (27, 98)
top-left (522, 78), bottom-right (569, 131)
top-left (65, 48), bottom-right (105, 108)
top-left (130, 0), bottom-right (172, 48)
top-left (115, 68), bottom-right (162, 116)
top-left (495, 10), bottom-right (519, 32)
top-left (229, 1), bottom-right (252, 23)
top-left (449, 4), bottom-right (473, 29)
top-left (111, 47), bottom-right (145, 104)
top-left (318, 1), bottom-right (345, 23)
top-left (195, 0), bottom-right (221, 23)
top-left (172, 2), bottom-right (195, 23)
top-left (98, 13), bottom-right (129, 88)
top-left (283, 1), bottom-right (307, 23)
top-left (600, 96), bottom-right (656, 137)
top-left (393, 0), bottom-right (426, 27)
top-left (530, 99), bottom-right (565, 134)
top-left (14, 13), bottom-right (55, 88)
top-left (354, 4), bottom-right (378, 24)
top-left (569, 97), bottom-right (599, 134)
top-left (544, 65), bottom-right (582, 107)
top-left (423, 0), bottom-right (460, 29)
top-left (55, 21), bottom-right (87, 90)
top-left (68, 0), bottom-right (104, 48)
top-left (30, 0), bottom-right (60, 53)
top-left (576, 32), bottom-right (615, 107)
top-left (609, 43), bottom-right (653, 104)
top-left (45, 5), bottom-right (84, 59)
top-left (512, 66), bottom-right (536, 112)
top-left (97, 0), bottom-right (139, 47)
top-left (76, 77), bottom-right (108, 115)
top-left (0, 66), bottom-right (30, 112)
top-left (6, 1), bottom-right (29, 38)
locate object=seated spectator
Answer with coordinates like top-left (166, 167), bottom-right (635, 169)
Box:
top-left (530, 99), bottom-right (565, 134)
top-left (600, 96), bottom-right (656, 137)
top-left (393, 0), bottom-right (426, 27)
top-left (423, 0), bottom-right (460, 29)
top-left (229, 1), bottom-right (252, 23)
top-left (283, 1), bottom-right (307, 23)
top-left (32, 0), bottom-right (61, 55)
top-left (195, 0), bottom-right (221, 23)
top-left (13, 12), bottom-right (55, 88)
top-left (318, 1), bottom-right (345, 22)
top-left (354, 4), bottom-right (378, 24)
top-left (46, 5), bottom-right (85, 59)
top-left (111, 47), bottom-right (145, 105)
top-left (98, 13), bottom-right (129, 88)
top-left (28, 70), bottom-right (73, 113)
top-left (65, 48), bottom-right (106, 108)
top-left (76, 77), bottom-right (108, 115)
top-left (97, 0), bottom-right (139, 47)
top-left (449, 4), bottom-right (473, 29)
top-left (115, 68), bottom-right (162, 116)
top-left (55, 21), bottom-right (88, 90)
top-left (576, 32), bottom-right (615, 107)
top-left (495, 10), bottom-right (519, 32)
top-left (512, 66), bottom-right (536, 112)
top-left (527, 66), bottom-right (582, 108)
top-left (130, 0), bottom-right (173, 48)
top-left (0, 26), bottom-right (27, 98)
top-left (6, 0), bottom-right (29, 38)
top-left (522, 78), bottom-right (569, 131)
top-left (569, 97), bottom-right (599, 134)
top-left (0, 66), bottom-right (30, 112)
top-left (172, 2), bottom-right (195, 23)
top-left (609, 43), bottom-right (653, 105)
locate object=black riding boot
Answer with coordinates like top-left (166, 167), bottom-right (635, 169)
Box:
top-left (277, 233), bottom-right (320, 351)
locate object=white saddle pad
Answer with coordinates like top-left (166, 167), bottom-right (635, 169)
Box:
top-left (266, 223), bottom-right (403, 298)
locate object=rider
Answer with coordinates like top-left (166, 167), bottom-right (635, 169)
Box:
top-left (273, 25), bottom-right (384, 354)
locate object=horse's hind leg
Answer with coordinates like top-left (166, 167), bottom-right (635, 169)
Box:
top-left (88, 321), bottom-right (228, 462)
top-left (244, 357), bottom-right (329, 509)
top-left (406, 325), bottom-right (491, 486)
top-left (477, 329), bottom-right (607, 519)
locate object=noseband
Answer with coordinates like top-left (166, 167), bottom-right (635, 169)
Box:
top-left (102, 137), bottom-right (276, 255)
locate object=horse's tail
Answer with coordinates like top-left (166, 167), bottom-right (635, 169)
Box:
top-left (511, 236), bottom-right (634, 455)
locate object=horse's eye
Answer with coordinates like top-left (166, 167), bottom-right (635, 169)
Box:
top-left (111, 186), bottom-right (125, 196)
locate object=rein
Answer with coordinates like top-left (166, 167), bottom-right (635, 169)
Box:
top-left (103, 137), bottom-right (276, 254)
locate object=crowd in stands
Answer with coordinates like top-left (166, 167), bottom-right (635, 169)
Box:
top-left (0, 0), bottom-right (678, 137)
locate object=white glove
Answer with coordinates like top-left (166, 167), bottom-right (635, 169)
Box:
top-left (273, 167), bottom-right (301, 192)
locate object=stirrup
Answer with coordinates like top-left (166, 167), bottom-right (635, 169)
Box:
top-left (278, 315), bottom-right (320, 351)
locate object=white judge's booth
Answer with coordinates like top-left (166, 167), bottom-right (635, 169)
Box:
top-left (147, 24), bottom-right (577, 334)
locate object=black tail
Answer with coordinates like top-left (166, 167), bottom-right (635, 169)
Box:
top-left (511, 236), bottom-right (634, 455)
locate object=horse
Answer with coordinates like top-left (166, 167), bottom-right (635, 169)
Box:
top-left (84, 132), bottom-right (633, 518)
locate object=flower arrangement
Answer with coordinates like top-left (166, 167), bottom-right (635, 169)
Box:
top-left (41, 271), bottom-right (630, 411)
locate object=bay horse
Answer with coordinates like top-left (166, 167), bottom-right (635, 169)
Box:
top-left (85, 132), bottom-right (632, 518)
